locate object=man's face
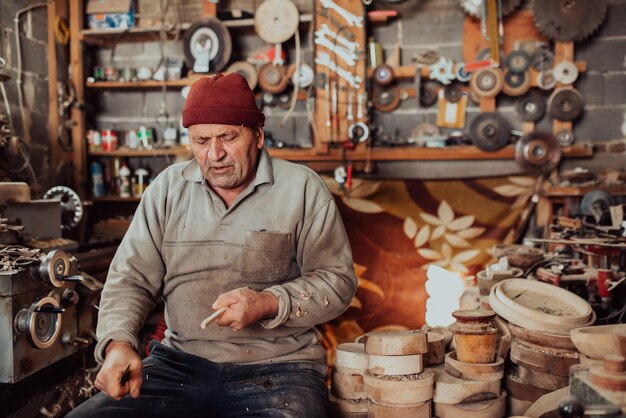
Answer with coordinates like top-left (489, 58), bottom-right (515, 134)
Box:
top-left (189, 124), bottom-right (264, 194)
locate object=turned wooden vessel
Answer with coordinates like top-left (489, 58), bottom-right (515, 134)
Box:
top-left (444, 352), bottom-right (505, 381)
top-left (363, 369), bottom-right (434, 406)
top-left (450, 310), bottom-right (498, 364)
top-left (364, 330), bottom-right (428, 356)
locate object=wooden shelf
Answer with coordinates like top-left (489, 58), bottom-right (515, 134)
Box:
top-left (80, 15), bottom-right (313, 42)
top-left (86, 80), bottom-right (193, 89)
top-left (92, 196), bottom-right (141, 202)
top-left (543, 184), bottom-right (626, 197)
top-left (88, 147), bottom-right (192, 157)
top-left (268, 144), bottom-right (593, 162)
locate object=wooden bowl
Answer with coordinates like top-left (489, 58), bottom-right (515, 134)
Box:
top-left (570, 324), bottom-right (626, 360)
top-left (491, 244), bottom-right (544, 269)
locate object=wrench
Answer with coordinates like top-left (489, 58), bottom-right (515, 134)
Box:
top-left (320, 0), bottom-right (363, 28)
top-left (357, 93), bottom-right (364, 120)
top-left (317, 23), bottom-right (359, 51)
top-left (315, 52), bottom-right (362, 89)
top-left (314, 35), bottom-right (357, 66)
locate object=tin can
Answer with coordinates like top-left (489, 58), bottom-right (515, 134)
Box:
top-left (104, 66), bottom-right (118, 82)
top-left (87, 129), bottom-right (102, 151)
top-left (101, 129), bottom-right (118, 151)
top-left (91, 162), bottom-right (106, 197)
top-left (93, 66), bottom-right (105, 81)
top-left (125, 129), bottom-right (139, 149)
top-left (137, 126), bottom-right (154, 149)
top-left (120, 67), bottom-right (137, 82)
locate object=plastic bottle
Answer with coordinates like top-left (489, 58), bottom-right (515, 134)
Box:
top-left (119, 163), bottom-right (132, 198)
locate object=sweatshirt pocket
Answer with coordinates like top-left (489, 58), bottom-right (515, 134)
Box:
top-left (241, 230), bottom-right (292, 282)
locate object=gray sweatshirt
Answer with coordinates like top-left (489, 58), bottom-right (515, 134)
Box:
top-left (95, 149), bottom-right (357, 365)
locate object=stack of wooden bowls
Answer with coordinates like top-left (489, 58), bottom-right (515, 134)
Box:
top-left (363, 330), bottom-right (433, 417)
top-left (570, 324), bottom-right (626, 367)
top-left (432, 310), bottom-right (506, 418)
top-left (330, 342), bottom-right (369, 417)
top-left (488, 278), bottom-right (594, 415)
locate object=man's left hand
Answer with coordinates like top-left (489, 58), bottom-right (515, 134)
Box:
top-left (212, 288), bottom-right (279, 331)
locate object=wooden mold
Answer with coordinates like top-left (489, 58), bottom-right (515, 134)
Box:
top-left (516, 364), bottom-right (569, 391)
top-left (508, 323), bottom-right (576, 350)
top-left (332, 368), bottom-right (368, 401)
top-left (363, 369), bottom-right (434, 406)
top-left (589, 355), bottom-right (626, 392)
top-left (433, 390), bottom-right (506, 418)
top-left (510, 338), bottom-right (579, 377)
top-left (424, 332), bottom-right (446, 367)
top-left (364, 330), bottom-right (428, 356)
top-left (570, 324), bottom-right (626, 360)
top-left (444, 352), bottom-right (505, 382)
top-left (432, 366), bottom-right (502, 405)
top-left (336, 342), bottom-right (369, 372)
top-left (329, 393), bottom-right (368, 414)
top-left (368, 353), bottom-right (423, 376)
top-left (367, 400), bottom-right (431, 418)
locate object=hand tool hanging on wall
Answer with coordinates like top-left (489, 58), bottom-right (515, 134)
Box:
top-left (184, 18), bottom-right (232, 73)
top-left (481, 0), bottom-right (503, 67)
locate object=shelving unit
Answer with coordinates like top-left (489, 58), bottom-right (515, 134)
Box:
top-left (66, 0), bottom-right (595, 205)
top-left (88, 147), bottom-right (192, 157)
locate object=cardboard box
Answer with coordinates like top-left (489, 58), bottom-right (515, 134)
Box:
top-left (86, 0), bottom-right (135, 30)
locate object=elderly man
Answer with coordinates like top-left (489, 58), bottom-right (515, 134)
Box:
top-left (68, 73), bottom-right (357, 417)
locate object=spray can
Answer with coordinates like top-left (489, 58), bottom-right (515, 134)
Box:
top-left (91, 162), bottom-right (106, 197)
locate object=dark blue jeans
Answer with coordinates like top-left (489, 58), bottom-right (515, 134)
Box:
top-left (66, 342), bottom-right (329, 418)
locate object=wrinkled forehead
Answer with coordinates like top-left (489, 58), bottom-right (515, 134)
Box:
top-left (188, 123), bottom-right (247, 137)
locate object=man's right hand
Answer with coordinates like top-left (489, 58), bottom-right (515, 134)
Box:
top-left (95, 341), bottom-right (143, 400)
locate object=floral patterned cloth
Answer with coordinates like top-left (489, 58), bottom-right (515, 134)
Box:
top-left (319, 175), bottom-right (537, 363)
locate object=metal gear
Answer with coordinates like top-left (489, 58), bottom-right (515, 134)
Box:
top-left (537, 70), bottom-right (557, 91)
top-left (530, 46), bottom-right (554, 71)
top-left (548, 87), bottom-right (584, 121)
top-left (444, 83), bottom-right (464, 103)
top-left (516, 93), bottom-right (546, 122)
top-left (43, 186), bottom-right (83, 229)
top-left (469, 112), bottom-right (511, 152)
top-left (532, 0), bottom-right (608, 42)
top-left (470, 68), bottom-right (504, 99)
top-left (459, 0), bottom-right (523, 17)
top-left (420, 81), bottom-right (440, 107)
top-left (455, 64), bottom-right (471, 82)
top-left (372, 87), bottom-right (402, 113)
top-left (556, 129), bottom-right (575, 147)
top-left (428, 57), bottom-right (455, 85)
top-left (373, 64), bottom-right (395, 86)
top-left (506, 50), bottom-right (531, 74)
top-left (553, 61), bottom-right (579, 85)
top-left (515, 131), bottom-right (561, 174)
top-left (503, 71), bottom-right (531, 97)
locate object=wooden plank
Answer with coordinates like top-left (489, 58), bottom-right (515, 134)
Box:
top-left (47, 0), bottom-right (64, 180)
top-left (268, 144), bottom-right (592, 162)
top-left (69, 0), bottom-right (86, 197)
top-left (462, 9), bottom-right (548, 63)
top-left (88, 148), bottom-right (192, 157)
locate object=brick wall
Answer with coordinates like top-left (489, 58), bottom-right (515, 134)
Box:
top-left (0, 1), bottom-right (51, 192)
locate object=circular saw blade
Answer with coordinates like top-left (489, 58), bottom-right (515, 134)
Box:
top-left (459, 0), bottom-right (523, 17)
top-left (515, 131), bottom-right (561, 174)
top-left (469, 112), bottom-right (511, 152)
top-left (532, 0), bottom-right (608, 42)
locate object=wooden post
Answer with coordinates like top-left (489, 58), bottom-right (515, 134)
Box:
top-left (69, 0), bottom-right (87, 197)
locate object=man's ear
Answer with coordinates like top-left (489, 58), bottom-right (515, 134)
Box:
top-left (256, 126), bottom-right (264, 149)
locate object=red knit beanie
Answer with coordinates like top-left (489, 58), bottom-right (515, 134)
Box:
top-left (182, 73), bottom-right (265, 128)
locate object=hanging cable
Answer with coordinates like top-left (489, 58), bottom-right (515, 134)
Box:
top-left (14, 2), bottom-right (48, 146)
